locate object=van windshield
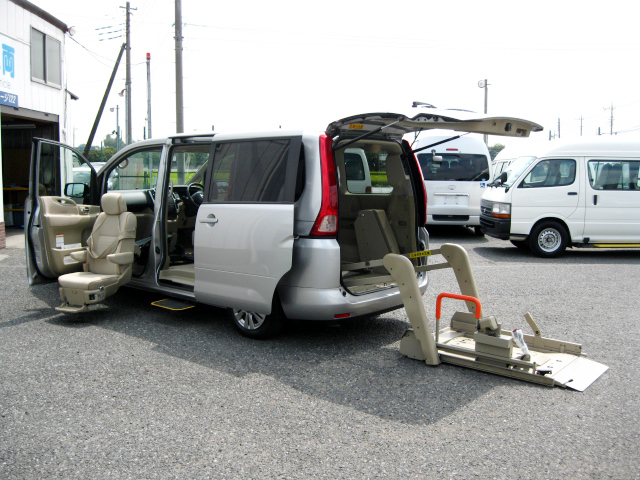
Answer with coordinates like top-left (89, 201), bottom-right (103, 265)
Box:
top-left (502, 156), bottom-right (537, 187)
top-left (417, 153), bottom-right (490, 181)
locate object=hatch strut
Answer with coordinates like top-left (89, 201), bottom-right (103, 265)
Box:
top-left (333, 119), bottom-right (402, 151)
top-left (411, 134), bottom-right (469, 154)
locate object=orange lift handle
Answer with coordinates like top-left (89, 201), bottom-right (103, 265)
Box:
top-left (436, 292), bottom-right (482, 320)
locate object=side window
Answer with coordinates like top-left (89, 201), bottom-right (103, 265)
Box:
top-left (209, 139), bottom-right (296, 203)
top-left (589, 160), bottom-right (640, 190)
top-left (520, 159), bottom-right (575, 188)
top-left (38, 142), bottom-right (91, 199)
top-left (170, 146), bottom-right (210, 185)
top-left (106, 148), bottom-right (162, 191)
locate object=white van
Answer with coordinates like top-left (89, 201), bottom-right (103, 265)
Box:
top-left (343, 148), bottom-right (372, 193)
top-left (480, 137), bottom-right (640, 257)
top-left (25, 110), bottom-right (542, 337)
top-left (413, 133), bottom-right (492, 235)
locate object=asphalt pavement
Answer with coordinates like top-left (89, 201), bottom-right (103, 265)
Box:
top-left (1, 226), bottom-right (639, 479)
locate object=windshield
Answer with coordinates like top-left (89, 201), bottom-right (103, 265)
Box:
top-left (502, 156), bottom-right (537, 187)
top-left (417, 153), bottom-right (490, 181)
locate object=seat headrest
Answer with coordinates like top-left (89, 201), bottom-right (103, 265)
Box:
top-left (101, 192), bottom-right (127, 215)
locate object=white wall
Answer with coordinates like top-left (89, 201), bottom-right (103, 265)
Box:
top-left (0, 0), bottom-right (67, 120)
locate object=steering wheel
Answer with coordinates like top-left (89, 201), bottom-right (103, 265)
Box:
top-left (186, 182), bottom-right (205, 210)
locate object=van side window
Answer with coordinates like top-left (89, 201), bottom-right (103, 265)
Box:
top-left (209, 139), bottom-right (293, 203)
top-left (589, 160), bottom-right (640, 190)
top-left (520, 159), bottom-right (575, 188)
top-left (106, 148), bottom-right (162, 191)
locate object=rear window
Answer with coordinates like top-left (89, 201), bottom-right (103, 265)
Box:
top-left (417, 153), bottom-right (490, 181)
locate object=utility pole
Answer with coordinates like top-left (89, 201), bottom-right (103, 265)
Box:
top-left (610, 102), bottom-right (613, 135)
top-left (603, 102), bottom-right (615, 135)
top-left (121, 2), bottom-right (136, 145)
top-left (579, 115), bottom-right (583, 136)
top-left (175, 0), bottom-right (184, 133)
top-left (146, 52), bottom-right (152, 139)
top-left (557, 118), bottom-right (561, 139)
top-left (478, 79), bottom-right (489, 145)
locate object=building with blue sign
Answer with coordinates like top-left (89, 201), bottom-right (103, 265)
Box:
top-left (0, 0), bottom-right (76, 247)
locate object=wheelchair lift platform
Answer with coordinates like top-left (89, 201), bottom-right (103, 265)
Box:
top-left (349, 244), bottom-right (607, 391)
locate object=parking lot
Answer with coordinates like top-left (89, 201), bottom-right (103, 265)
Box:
top-left (1, 226), bottom-right (639, 479)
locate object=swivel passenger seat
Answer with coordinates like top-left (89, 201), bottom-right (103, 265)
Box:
top-left (56, 192), bottom-right (137, 313)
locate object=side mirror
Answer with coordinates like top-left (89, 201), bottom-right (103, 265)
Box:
top-left (499, 171), bottom-right (508, 184)
top-left (65, 182), bottom-right (87, 199)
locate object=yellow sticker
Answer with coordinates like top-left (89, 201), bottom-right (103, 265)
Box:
top-left (348, 124), bottom-right (364, 130)
top-left (409, 250), bottom-right (433, 258)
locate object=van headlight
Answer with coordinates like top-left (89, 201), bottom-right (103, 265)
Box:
top-left (490, 202), bottom-right (510, 218)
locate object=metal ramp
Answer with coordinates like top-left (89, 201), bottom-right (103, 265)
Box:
top-left (346, 243), bottom-right (608, 390)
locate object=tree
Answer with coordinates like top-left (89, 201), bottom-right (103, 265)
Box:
top-left (488, 144), bottom-right (505, 160)
top-left (103, 133), bottom-right (123, 149)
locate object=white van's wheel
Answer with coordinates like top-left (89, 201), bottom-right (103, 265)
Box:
top-left (229, 298), bottom-right (286, 339)
top-left (473, 226), bottom-right (485, 237)
top-left (528, 221), bottom-right (568, 258)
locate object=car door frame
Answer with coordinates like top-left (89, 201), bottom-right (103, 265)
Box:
top-left (193, 135), bottom-right (302, 315)
top-left (26, 138), bottom-right (101, 284)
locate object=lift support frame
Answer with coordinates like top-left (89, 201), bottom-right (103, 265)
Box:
top-left (343, 243), bottom-right (608, 391)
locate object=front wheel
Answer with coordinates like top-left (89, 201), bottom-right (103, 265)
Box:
top-left (228, 297), bottom-right (286, 339)
top-left (528, 221), bottom-right (568, 258)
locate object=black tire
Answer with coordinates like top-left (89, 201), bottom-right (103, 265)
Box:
top-left (473, 226), bottom-right (485, 237)
top-left (228, 296), bottom-right (286, 339)
top-left (510, 239), bottom-right (529, 250)
top-left (528, 221), bottom-right (568, 258)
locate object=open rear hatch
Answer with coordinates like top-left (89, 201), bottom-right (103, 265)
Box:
top-left (327, 111), bottom-right (543, 294)
top-left (326, 110), bottom-right (543, 140)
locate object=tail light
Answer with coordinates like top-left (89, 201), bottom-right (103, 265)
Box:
top-left (310, 134), bottom-right (338, 236)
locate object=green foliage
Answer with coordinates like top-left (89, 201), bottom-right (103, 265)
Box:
top-left (489, 144), bottom-right (505, 160)
top-left (370, 172), bottom-right (388, 186)
top-left (103, 133), bottom-right (123, 149)
top-left (85, 146), bottom-right (117, 163)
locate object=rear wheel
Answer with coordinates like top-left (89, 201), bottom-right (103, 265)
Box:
top-left (473, 226), bottom-right (485, 237)
top-left (528, 221), bottom-right (568, 258)
top-left (229, 297), bottom-right (286, 339)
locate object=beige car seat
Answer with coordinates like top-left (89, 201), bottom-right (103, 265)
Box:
top-left (56, 193), bottom-right (137, 313)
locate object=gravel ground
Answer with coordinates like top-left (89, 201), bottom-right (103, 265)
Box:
top-left (1, 226), bottom-right (639, 479)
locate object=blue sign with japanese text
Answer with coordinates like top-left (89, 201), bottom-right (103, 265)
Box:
top-left (0, 90), bottom-right (18, 107)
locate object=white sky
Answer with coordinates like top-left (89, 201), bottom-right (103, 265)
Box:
top-left (31, 0), bottom-right (640, 150)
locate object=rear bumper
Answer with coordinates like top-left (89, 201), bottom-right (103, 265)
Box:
top-left (279, 272), bottom-right (428, 321)
top-left (427, 214), bottom-right (478, 226)
top-left (479, 214), bottom-right (511, 240)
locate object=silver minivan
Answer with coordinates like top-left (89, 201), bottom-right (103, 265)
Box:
top-left (26, 111), bottom-right (541, 337)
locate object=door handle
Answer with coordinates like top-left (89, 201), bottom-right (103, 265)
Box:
top-left (567, 192), bottom-right (577, 196)
top-left (593, 195), bottom-right (598, 205)
top-left (199, 214), bottom-right (219, 225)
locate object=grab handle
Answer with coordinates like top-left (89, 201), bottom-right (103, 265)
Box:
top-left (436, 292), bottom-right (482, 320)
